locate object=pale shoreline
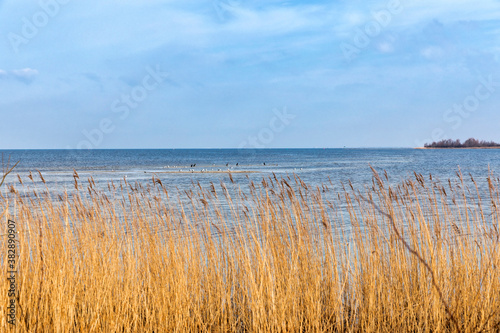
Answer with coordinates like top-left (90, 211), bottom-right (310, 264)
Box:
top-left (154, 170), bottom-right (260, 174)
top-left (415, 147), bottom-right (500, 150)
top-left (40, 170), bottom-right (262, 175)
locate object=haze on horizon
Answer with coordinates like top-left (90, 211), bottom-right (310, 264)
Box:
top-left (0, 0), bottom-right (499, 149)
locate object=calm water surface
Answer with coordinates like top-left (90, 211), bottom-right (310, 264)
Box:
top-left (1, 148), bottom-right (499, 194)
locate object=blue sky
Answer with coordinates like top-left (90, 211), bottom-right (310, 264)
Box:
top-left (1, 0), bottom-right (500, 148)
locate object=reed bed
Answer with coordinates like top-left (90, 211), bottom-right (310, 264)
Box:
top-left (0, 169), bottom-right (499, 332)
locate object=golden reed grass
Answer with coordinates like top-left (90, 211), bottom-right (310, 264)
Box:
top-left (1, 169), bottom-right (499, 332)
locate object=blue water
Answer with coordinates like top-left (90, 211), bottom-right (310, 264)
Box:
top-left (1, 148), bottom-right (499, 194)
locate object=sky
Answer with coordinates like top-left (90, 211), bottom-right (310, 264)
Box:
top-left (0, 0), bottom-right (500, 149)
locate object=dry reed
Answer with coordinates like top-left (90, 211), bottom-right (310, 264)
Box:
top-left (0, 169), bottom-right (499, 332)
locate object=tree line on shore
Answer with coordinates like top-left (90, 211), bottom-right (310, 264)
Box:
top-left (424, 138), bottom-right (500, 148)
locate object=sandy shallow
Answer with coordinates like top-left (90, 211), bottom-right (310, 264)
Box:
top-left (154, 170), bottom-right (260, 174)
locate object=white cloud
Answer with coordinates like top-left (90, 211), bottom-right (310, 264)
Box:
top-left (378, 42), bottom-right (394, 53)
top-left (396, 0), bottom-right (500, 28)
top-left (333, 0), bottom-right (500, 35)
top-left (0, 68), bottom-right (39, 83)
top-left (12, 68), bottom-right (39, 78)
top-left (421, 46), bottom-right (444, 59)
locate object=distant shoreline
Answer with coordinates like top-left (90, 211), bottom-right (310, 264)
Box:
top-left (416, 147), bottom-right (500, 149)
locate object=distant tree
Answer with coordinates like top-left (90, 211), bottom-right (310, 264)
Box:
top-left (463, 138), bottom-right (479, 147)
top-left (424, 138), bottom-right (500, 148)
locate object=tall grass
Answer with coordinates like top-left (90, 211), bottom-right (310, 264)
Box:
top-left (1, 169), bottom-right (499, 332)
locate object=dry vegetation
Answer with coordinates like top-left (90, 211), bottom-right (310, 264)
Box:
top-left (1, 168), bottom-right (500, 332)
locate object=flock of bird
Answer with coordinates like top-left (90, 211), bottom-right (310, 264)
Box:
top-left (128, 162), bottom-right (305, 175)
top-left (161, 162), bottom-right (276, 173)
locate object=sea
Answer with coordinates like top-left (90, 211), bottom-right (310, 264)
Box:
top-left (1, 148), bottom-right (499, 196)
